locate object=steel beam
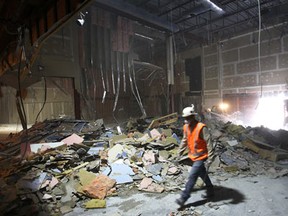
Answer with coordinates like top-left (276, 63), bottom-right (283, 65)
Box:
top-left (94, 0), bottom-right (179, 32)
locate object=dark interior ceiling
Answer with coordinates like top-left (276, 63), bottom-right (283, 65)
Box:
top-left (113, 0), bottom-right (288, 51)
top-left (0, 0), bottom-right (55, 58)
top-left (1, 0), bottom-right (288, 65)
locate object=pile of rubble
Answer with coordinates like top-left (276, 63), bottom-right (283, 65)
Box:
top-left (0, 113), bottom-right (288, 215)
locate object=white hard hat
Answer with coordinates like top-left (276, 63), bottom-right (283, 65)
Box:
top-left (182, 105), bottom-right (197, 117)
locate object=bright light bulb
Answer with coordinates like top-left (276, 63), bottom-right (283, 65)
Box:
top-left (219, 102), bottom-right (229, 111)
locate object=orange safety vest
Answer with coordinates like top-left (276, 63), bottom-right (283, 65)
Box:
top-left (183, 122), bottom-right (208, 161)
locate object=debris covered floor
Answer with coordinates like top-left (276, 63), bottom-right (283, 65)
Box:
top-left (1, 113), bottom-right (288, 216)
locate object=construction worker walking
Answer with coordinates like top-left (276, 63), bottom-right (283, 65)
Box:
top-left (176, 104), bottom-right (214, 207)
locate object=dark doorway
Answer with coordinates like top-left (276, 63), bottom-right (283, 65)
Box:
top-left (185, 56), bottom-right (202, 93)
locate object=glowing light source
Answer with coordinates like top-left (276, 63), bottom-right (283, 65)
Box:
top-left (219, 102), bottom-right (229, 111)
top-left (251, 95), bottom-right (286, 130)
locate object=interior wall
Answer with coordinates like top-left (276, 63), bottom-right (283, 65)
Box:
top-left (175, 23), bottom-right (288, 117)
top-left (7, 6), bottom-right (168, 124)
top-left (0, 78), bottom-right (74, 125)
top-left (202, 24), bottom-right (288, 109)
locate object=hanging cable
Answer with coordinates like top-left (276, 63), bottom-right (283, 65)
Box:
top-left (35, 77), bottom-right (47, 122)
top-left (17, 48), bottom-right (27, 130)
top-left (16, 28), bottom-right (29, 161)
top-left (257, 0), bottom-right (262, 97)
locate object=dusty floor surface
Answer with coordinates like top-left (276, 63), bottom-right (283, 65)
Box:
top-left (66, 175), bottom-right (288, 216)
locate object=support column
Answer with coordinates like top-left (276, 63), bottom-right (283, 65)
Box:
top-left (166, 35), bottom-right (174, 113)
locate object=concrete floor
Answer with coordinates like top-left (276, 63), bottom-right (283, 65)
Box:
top-left (66, 175), bottom-right (288, 216)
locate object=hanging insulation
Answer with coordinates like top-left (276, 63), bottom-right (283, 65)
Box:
top-left (113, 51), bottom-right (121, 112)
top-left (131, 58), bottom-right (146, 118)
top-left (100, 63), bottom-right (107, 104)
top-left (111, 51), bottom-right (116, 94)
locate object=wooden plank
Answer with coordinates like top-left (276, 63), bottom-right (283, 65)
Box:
top-left (148, 112), bottom-right (178, 129)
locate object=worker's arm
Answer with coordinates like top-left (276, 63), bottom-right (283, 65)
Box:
top-left (178, 125), bottom-right (188, 156)
top-left (200, 126), bottom-right (214, 162)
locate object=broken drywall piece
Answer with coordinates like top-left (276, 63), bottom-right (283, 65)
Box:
top-left (87, 146), bottom-right (105, 155)
top-left (143, 150), bottom-right (157, 165)
top-left (49, 176), bottom-right (59, 189)
top-left (109, 134), bottom-right (128, 146)
top-left (161, 165), bottom-right (169, 176)
top-left (150, 129), bottom-right (161, 139)
top-left (42, 194), bottom-right (53, 200)
top-left (84, 199), bottom-right (106, 208)
top-left (167, 166), bottom-right (179, 175)
top-left (102, 162), bottom-right (135, 184)
top-left (158, 150), bottom-right (169, 161)
top-left (78, 169), bottom-right (97, 186)
top-left (108, 144), bottom-right (124, 163)
top-left (136, 133), bottom-right (150, 143)
top-left (140, 182), bottom-right (165, 193)
top-left (159, 128), bottom-right (173, 137)
top-left (146, 163), bottom-right (163, 175)
top-left (152, 175), bottom-right (163, 182)
top-left (114, 137), bottom-right (139, 146)
top-left (242, 139), bottom-right (288, 162)
top-left (161, 136), bottom-right (178, 146)
top-left (82, 174), bottom-right (116, 199)
top-left (138, 177), bottom-right (165, 193)
top-left (61, 133), bottom-right (84, 145)
top-left (30, 142), bottom-right (65, 153)
top-left (227, 140), bottom-right (238, 146)
top-left (138, 177), bottom-right (153, 190)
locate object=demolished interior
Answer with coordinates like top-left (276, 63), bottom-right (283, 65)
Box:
top-left (1, 0), bottom-right (288, 215)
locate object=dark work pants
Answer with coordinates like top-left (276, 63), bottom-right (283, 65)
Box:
top-left (181, 159), bottom-right (213, 201)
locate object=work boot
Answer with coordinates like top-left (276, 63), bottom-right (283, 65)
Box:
top-left (201, 186), bottom-right (215, 198)
top-left (175, 197), bottom-right (186, 207)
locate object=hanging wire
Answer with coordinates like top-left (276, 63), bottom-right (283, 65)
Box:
top-left (257, 0), bottom-right (262, 97)
top-left (17, 49), bottom-right (27, 129)
top-left (35, 77), bottom-right (47, 122)
top-left (16, 30), bottom-right (29, 161)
